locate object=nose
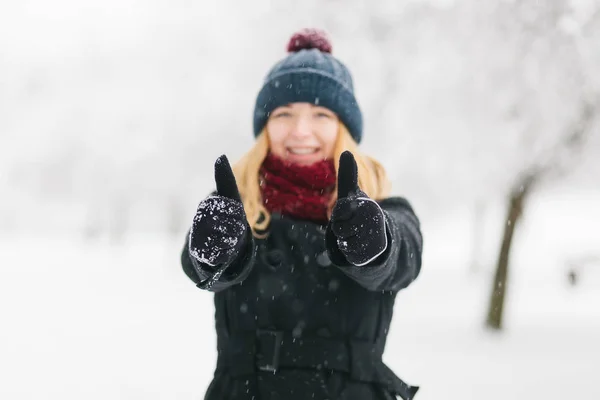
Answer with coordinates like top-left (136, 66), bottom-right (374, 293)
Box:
top-left (289, 115), bottom-right (312, 139)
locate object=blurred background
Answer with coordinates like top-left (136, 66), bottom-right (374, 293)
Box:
top-left (1, 0), bottom-right (599, 399)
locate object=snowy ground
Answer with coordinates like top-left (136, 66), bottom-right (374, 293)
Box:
top-left (1, 193), bottom-right (599, 400)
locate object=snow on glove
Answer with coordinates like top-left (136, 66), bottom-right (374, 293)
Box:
top-left (189, 155), bottom-right (248, 267)
top-left (328, 151), bottom-right (388, 266)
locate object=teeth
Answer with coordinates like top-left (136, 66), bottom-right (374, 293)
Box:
top-left (289, 148), bottom-right (317, 155)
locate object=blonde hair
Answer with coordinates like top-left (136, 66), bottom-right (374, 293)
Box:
top-left (232, 123), bottom-right (391, 236)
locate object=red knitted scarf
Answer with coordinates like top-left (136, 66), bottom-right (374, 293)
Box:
top-left (260, 153), bottom-right (336, 223)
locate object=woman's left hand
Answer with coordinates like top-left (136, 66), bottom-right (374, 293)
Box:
top-left (328, 151), bottom-right (388, 266)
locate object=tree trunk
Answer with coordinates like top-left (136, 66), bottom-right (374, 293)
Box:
top-left (486, 177), bottom-right (534, 330)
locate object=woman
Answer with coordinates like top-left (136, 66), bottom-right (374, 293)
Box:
top-left (181, 28), bottom-right (422, 400)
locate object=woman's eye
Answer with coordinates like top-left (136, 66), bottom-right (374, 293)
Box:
top-left (315, 112), bottom-right (332, 118)
top-left (273, 112), bottom-right (291, 118)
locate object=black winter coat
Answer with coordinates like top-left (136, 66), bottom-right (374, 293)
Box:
top-left (180, 197), bottom-right (423, 400)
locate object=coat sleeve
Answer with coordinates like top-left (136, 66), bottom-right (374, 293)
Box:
top-left (180, 227), bottom-right (257, 293)
top-left (326, 196), bottom-right (423, 292)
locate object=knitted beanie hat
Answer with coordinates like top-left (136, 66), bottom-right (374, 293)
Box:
top-left (253, 28), bottom-right (363, 143)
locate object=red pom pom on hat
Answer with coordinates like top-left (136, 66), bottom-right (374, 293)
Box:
top-left (287, 28), bottom-right (332, 54)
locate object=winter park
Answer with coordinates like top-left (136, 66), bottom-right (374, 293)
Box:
top-left (1, 0), bottom-right (599, 399)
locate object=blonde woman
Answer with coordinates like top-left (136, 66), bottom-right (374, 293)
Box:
top-left (181, 29), bottom-right (422, 400)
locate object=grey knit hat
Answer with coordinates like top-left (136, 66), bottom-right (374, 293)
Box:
top-left (253, 28), bottom-right (363, 143)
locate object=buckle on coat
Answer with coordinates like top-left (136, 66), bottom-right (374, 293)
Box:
top-left (255, 330), bottom-right (283, 373)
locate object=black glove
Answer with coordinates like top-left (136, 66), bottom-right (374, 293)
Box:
top-left (189, 155), bottom-right (248, 267)
top-left (328, 151), bottom-right (388, 266)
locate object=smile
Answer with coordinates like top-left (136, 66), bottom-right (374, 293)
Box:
top-left (287, 147), bottom-right (319, 155)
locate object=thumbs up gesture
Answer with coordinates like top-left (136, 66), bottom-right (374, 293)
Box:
top-left (329, 151), bottom-right (388, 266)
top-left (189, 155), bottom-right (248, 267)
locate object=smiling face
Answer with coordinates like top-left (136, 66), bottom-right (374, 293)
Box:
top-left (266, 102), bottom-right (339, 166)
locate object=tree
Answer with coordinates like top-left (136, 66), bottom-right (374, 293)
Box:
top-left (476, 0), bottom-right (600, 330)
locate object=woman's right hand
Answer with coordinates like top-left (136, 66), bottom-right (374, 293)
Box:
top-left (189, 155), bottom-right (248, 267)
